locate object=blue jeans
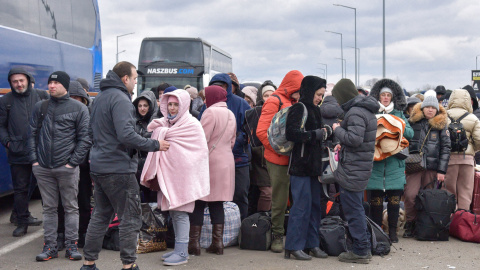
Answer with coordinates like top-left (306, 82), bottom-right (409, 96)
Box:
top-left (285, 175), bottom-right (321, 250)
top-left (83, 173), bottom-right (142, 265)
top-left (339, 187), bottom-right (371, 256)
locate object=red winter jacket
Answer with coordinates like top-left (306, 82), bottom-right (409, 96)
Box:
top-left (256, 70), bottom-right (304, 165)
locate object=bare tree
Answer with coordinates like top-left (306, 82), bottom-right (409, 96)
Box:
top-left (364, 78), bottom-right (379, 88)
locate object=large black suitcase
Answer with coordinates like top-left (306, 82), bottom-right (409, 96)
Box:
top-left (238, 212), bottom-right (272, 250)
top-left (415, 181), bottom-right (456, 241)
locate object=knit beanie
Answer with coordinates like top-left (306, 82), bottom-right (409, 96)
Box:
top-left (261, 85), bottom-right (275, 96)
top-left (76, 78), bottom-right (89, 90)
top-left (435, 85), bottom-right (446, 95)
top-left (332, 79), bottom-right (358, 106)
top-left (164, 86), bottom-right (177, 94)
top-left (379, 87), bottom-right (393, 95)
top-left (242, 86), bottom-right (258, 106)
top-left (424, 90), bottom-right (437, 99)
top-left (167, 95), bottom-right (179, 104)
top-left (48, 71), bottom-right (70, 90)
top-left (186, 87), bottom-right (198, 99)
top-left (421, 95), bottom-right (439, 111)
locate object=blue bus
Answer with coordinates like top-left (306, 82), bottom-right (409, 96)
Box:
top-left (0, 0), bottom-right (102, 196)
top-left (137, 37), bottom-right (232, 94)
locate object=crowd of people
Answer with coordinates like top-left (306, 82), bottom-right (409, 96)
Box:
top-left (1, 62), bottom-right (480, 269)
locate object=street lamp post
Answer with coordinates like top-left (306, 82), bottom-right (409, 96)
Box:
top-left (476, 55), bottom-right (480, 70)
top-left (347, 46), bottom-right (360, 85)
top-left (116, 32), bottom-right (135, 63)
top-left (326, 31), bottom-right (343, 78)
top-left (317, 68), bottom-right (326, 79)
top-left (383, 0), bottom-right (386, 77)
top-left (334, 4), bottom-right (357, 86)
top-left (335, 58), bottom-right (346, 78)
top-left (318, 63), bottom-right (327, 81)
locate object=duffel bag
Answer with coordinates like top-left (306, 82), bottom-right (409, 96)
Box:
top-left (319, 216), bottom-right (349, 256)
top-left (449, 209), bottom-right (480, 243)
top-left (238, 212), bottom-right (272, 250)
top-left (200, 202), bottom-right (241, 248)
top-left (415, 181), bottom-right (456, 241)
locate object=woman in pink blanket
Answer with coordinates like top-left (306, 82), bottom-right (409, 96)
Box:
top-left (187, 85), bottom-right (236, 256)
top-left (140, 90), bottom-right (210, 266)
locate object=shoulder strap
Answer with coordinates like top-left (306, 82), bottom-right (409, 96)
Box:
top-left (4, 93), bottom-right (14, 126)
top-left (449, 112), bottom-right (469, 123)
top-left (272, 94), bottom-right (283, 112)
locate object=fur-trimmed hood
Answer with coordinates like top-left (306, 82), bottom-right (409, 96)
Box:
top-left (370, 78), bottom-right (407, 111)
top-left (409, 103), bottom-right (448, 130)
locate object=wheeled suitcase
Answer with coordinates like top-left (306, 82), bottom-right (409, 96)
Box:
top-left (471, 172), bottom-right (480, 215)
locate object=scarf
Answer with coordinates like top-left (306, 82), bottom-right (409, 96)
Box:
top-left (378, 101), bottom-right (394, 114)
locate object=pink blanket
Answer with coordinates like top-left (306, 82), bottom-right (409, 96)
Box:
top-left (140, 90), bottom-right (210, 212)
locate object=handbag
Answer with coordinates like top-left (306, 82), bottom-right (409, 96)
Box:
top-left (405, 127), bottom-right (431, 174)
top-left (449, 209), bottom-right (480, 243)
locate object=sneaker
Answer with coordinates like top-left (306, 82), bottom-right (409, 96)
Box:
top-left (338, 251), bottom-right (370, 264)
top-left (57, 233), bottom-right (66, 251)
top-left (65, 241), bottom-right (82, 260)
top-left (12, 224), bottom-right (28, 237)
top-left (36, 242), bottom-right (58, 261)
top-left (271, 234), bottom-right (283, 253)
top-left (80, 264), bottom-right (99, 270)
top-left (122, 263), bottom-right (140, 270)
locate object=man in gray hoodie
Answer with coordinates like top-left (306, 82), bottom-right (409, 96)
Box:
top-left (81, 61), bottom-right (169, 270)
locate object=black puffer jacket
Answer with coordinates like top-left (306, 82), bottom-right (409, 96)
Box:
top-left (286, 76), bottom-right (326, 177)
top-left (89, 71), bottom-right (160, 174)
top-left (0, 68), bottom-right (49, 164)
top-left (334, 95), bottom-right (379, 192)
top-left (28, 93), bottom-right (91, 168)
top-left (408, 103), bottom-right (451, 174)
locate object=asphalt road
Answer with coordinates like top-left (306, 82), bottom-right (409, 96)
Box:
top-left (0, 196), bottom-right (479, 270)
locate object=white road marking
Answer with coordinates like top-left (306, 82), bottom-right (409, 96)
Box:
top-left (0, 229), bottom-right (43, 257)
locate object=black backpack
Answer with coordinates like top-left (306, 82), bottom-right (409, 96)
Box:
top-left (319, 216), bottom-right (350, 256)
top-left (448, 112), bottom-right (469, 152)
top-left (415, 181), bottom-right (456, 241)
top-left (365, 216), bottom-right (391, 256)
top-left (243, 106), bottom-right (263, 147)
top-left (238, 212), bottom-right (272, 250)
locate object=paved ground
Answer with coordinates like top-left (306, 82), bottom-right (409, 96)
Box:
top-left (0, 196), bottom-right (479, 270)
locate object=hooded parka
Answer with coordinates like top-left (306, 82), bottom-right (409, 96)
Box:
top-left (446, 89), bottom-right (480, 157)
top-left (0, 68), bottom-right (49, 164)
top-left (257, 71), bottom-right (304, 165)
top-left (333, 95), bottom-right (380, 192)
top-left (408, 103), bottom-right (451, 174)
top-left (285, 76), bottom-right (326, 176)
top-left (367, 79), bottom-right (414, 190)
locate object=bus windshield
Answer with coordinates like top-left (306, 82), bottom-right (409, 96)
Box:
top-left (139, 40), bottom-right (203, 65)
top-left (138, 76), bottom-right (202, 93)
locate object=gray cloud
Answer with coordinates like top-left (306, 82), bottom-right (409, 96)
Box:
top-left (99, 0), bottom-right (480, 92)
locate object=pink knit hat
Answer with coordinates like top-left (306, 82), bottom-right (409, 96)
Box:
top-left (167, 95), bottom-right (179, 104)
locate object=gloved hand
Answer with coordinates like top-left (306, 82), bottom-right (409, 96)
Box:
top-left (323, 124), bottom-right (333, 138)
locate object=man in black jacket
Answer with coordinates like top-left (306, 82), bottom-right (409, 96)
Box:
top-left (81, 62), bottom-right (168, 270)
top-left (0, 68), bottom-right (48, 237)
top-left (29, 71), bottom-right (91, 262)
top-left (332, 79), bottom-right (379, 264)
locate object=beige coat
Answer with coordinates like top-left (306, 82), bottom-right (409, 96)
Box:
top-left (446, 89), bottom-right (480, 156)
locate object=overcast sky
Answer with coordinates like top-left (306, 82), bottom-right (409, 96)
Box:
top-left (98, 0), bottom-right (480, 92)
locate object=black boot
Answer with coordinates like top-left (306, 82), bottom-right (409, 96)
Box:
top-left (285, 250), bottom-right (312, 260)
top-left (387, 194), bottom-right (401, 243)
top-left (12, 224), bottom-right (28, 237)
top-left (369, 196), bottom-right (384, 228)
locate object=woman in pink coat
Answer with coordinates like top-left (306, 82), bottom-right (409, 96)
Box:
top-left (188, 85), bottom-right (237, 256)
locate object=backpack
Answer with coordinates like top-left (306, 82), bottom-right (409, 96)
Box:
top-left (267, 95), bottom-right (307, 155)
top-left (319, 216), bottom-right (350, 256)
top-left (243, 106), bottom-right (263, 147)
top-left (365, 216), bottom-right (391, 256)
top-left (415, 181), bottom-right (456, 241)
top-left (448, 112), bottom-right (469, 152)
top-left (238, 212), bottom-right (272, 250)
